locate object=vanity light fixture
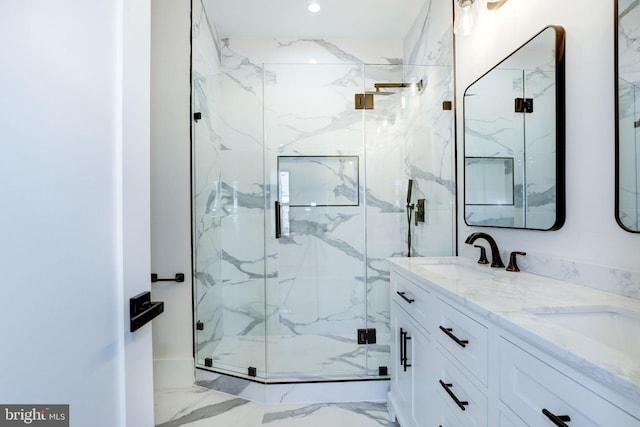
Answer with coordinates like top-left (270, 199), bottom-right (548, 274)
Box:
top-left (308, 2), bottom-right (321, 13)
top-left (454, 0), bottom-right (478, 36)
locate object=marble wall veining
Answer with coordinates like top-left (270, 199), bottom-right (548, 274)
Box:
top-left (404, 0), bottom-right (454, 66)
top-left (155, 385), bottom-right (398, 426)
top-left (191, 0), bottom-right (455, 379)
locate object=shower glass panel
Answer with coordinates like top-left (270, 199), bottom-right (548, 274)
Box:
top-left (363, 63), bottom-right (456, 373)
top-left (192, 62), bottom-right (267, 378)
top-left (192, 62), bottom-right (455, 381)
top-left (264, 63), bottom-right (368, 379)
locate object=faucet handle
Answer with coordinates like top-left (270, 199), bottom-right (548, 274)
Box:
top-left (473, 245), bottom-right (490, 265)
top-left (506, 251), bottom-right (527, 272)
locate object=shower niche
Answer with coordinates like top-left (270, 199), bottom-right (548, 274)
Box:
top-left (278, 156), bottom-right (359, 207)
top-left (192, 62), bottom-right (455, 382)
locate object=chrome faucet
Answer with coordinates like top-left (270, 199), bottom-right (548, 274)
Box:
top-left (464, 232), bottom-right (505, 268)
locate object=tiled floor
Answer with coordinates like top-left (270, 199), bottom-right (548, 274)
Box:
top-left (154, 386), bottom-right (399, 427)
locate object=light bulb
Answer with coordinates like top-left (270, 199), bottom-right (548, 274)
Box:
top-left (461, 7), bottom-right (474, 35)
top-left (308, 2), bottom-right (320, 13)
top-left (454, 0), bottom-right (478, 36)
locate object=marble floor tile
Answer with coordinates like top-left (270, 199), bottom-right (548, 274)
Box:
top-left (154, 386), bottom-right (398, 427)
top-left (262, 402), bottom-right (398, 427)
top-left (154, 386), bottom-right (263, 427)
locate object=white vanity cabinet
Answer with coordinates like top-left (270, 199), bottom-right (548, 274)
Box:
top-left (498, 337), bottom-right (640, 426)
top-left (388, 259), bottom-right (640, 427)
top-left (389, 270), bottom-right (490, 426)
top-left (389, 272), bottom-right (434, 427)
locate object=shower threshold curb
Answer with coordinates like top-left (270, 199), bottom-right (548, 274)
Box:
top-left (195, 367), bottom-right (390, 404)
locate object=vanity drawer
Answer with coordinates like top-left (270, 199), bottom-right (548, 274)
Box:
top-left (392, 271), bottom-right (431, 333)
top-left (435, 348), bottom-right (488, 427)
top-left (499, 338), bottom-right (640, 427)
top-left (430, 393), bottom-right (465, 427)
top-left (433, 298), bottom-right (488, 385)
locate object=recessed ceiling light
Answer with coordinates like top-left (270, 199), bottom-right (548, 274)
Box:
top-left (308, 2), bottom-right (320, 13)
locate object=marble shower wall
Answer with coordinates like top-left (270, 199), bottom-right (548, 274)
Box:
top-left (263, 61), bottom-right (368, 376)
top-left (192, 0), bottom-right (455, 378)
top-left (401, 0), bottom-right (456, 258)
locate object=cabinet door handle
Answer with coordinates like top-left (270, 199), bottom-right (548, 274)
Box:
top-left (399, 328), bottom-right (404, 365)
top-left (542, 409), bottom-right (571, 427)
top-left (439, 326), bottom-right (469, 348)
top-left (439, 380), bottom-right (469, 411)
top-left (396, 291), bottom-right (415, 304)
top-left (402, 330), bottom-right (412, 371)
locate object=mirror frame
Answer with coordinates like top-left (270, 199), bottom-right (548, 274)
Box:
top-left (614, 0), bottom-right (640, 233)
top-left (462, 25), bottom-right (566, 231)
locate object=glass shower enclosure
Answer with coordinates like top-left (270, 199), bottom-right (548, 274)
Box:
top-left (192, 62), bottom-right (454, 382)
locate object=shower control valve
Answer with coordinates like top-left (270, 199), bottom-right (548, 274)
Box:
top-left (415, 199), bottom-right (426, 225)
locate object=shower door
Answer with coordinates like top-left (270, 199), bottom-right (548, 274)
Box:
top-left (192, 60), bottom-right (455, 381)
top-left (263, 63), bottom-right (370, 379)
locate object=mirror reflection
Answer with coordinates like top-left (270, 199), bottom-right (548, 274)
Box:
top-left (463, 26), bottom-right (565, 230)
top-left (617, 0), bottom-right (640, 232)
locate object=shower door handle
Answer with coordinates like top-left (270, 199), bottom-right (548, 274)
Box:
top-left (275, 201), bottom-right (282, 239)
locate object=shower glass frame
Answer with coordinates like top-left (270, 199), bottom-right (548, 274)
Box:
top-left (191, 62), bottom-right (455, 382)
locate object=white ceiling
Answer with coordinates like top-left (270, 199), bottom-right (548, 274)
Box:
top-left (206, 0), bottom-right (427, 39)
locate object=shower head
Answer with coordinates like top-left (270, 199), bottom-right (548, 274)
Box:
top-left (354, 79), bottom-right (425, 109)
top-left (364, 90), bottom-right (395, 96)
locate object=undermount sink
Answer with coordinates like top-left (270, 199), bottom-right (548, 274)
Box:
top-left (524, 305), bottom-right (640, 358)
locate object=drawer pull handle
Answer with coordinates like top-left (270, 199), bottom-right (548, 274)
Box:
top-left (439, 326), bottom-right (469, 348)
top-left (402, 330), bottom-right (412, 371)
top-left (396, 291), bottom-right (415, 304)
top-left (439, 380), bottom-right (469, 411)
top-left (542, 409), bottom-right (571, 426)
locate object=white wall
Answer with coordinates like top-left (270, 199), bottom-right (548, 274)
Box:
top-left (456, 0), bottom-right (640, 271)
top-left (150, 0), bottom-right (195, 389)
top-left (0, 0), bottom-right (154, 426)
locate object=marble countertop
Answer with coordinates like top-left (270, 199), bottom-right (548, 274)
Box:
top-left (388, 256), bottom-right (640, 401)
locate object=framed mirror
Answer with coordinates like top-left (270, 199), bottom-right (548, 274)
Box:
top-left (463, 26), bottom-right (566, 230)
top-left (616, 0), bottom-right (640, 232)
